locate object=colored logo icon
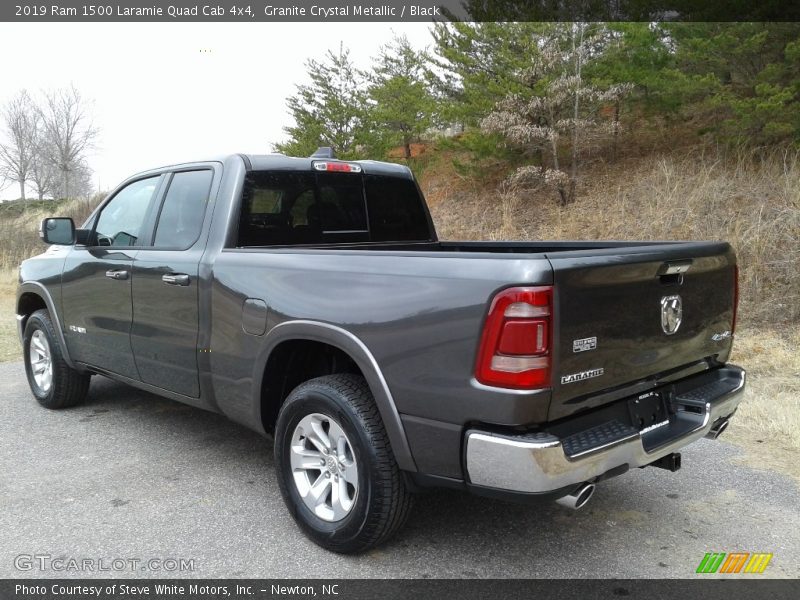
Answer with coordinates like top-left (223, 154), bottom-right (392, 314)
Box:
top-left (696, 552), bottom-right (773, 574)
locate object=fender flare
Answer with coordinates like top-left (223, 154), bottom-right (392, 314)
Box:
top-left (16, 281), bottom-right (77, 369)
top-left (252, 320), bottom-right (417, 472)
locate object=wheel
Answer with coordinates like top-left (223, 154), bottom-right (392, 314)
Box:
top-left (274, 373), bottom-right (413, 553)
top-left (23, 309), bottom-right (90, 409)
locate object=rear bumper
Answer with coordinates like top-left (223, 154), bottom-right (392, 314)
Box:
top-left (465, 365), bottom-right (745, 494)
top-left (16, 314), bottom-right (25, 345)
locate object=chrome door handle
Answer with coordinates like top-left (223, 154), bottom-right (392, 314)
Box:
top-left (162, 273), bottom-right (190, 286)
top-left (105, 270), bottom-right (129, 280)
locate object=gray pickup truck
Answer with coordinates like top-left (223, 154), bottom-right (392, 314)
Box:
top-left (17, 152), bottom-right (745, 553)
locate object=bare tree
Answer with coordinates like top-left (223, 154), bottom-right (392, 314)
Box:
top-left (0, 90), bottom-right (39, 200)
top-left (38, 85), bottom-right (98, 200)
top-left (28, 149), bottom-right (58, 201)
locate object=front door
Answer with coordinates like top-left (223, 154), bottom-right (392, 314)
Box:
top-left (61, 175), bottom-right (163, 378)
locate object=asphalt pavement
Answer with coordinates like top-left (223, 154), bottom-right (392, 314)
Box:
top-left (1, 361), bottom-right (797, 579)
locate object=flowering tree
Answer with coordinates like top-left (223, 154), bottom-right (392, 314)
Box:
top-left (481, 24), bottom-right (632, 205)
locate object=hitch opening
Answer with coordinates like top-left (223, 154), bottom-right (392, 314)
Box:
top-left (648, 452), bottom-right (682, 472)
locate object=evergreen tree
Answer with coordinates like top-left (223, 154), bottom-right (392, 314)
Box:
top-left (365, 35), bottom-right (435, 159)
top-left (274, 43), bottom-right (367, 159)
top-left (666, 23), bottom-right (800, 145)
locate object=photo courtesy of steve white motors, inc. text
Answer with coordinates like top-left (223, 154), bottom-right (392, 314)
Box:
top-left (14, 583), bottom-right (339, 597)
top-left (14, 3), bottom-right (443, 18)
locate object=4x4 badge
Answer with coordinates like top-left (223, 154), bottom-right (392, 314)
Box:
top-left (660, 295), bottom-right (682, 335)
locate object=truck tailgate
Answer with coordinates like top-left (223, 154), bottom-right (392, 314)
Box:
top-left (546, 242), bottom-right (737, 421)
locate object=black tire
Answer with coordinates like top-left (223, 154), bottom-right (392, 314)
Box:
top-left (23, 309), bottom-right (90, 409)
top-left (274, 373), bottom-right (413, 553)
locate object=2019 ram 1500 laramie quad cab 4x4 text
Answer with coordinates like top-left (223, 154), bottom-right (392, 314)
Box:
top-left (17, 151), bottom-right (744, 552)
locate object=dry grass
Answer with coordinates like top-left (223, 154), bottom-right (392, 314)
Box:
top-left (0, 269), bottom-right (20, 362)
top-left (729, 328), bottom-right (800, 446)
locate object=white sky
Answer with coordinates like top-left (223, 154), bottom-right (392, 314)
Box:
top-left (0, 22), bottom-right (434, 199)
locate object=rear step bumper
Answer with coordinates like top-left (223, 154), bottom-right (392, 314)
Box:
top-left (465, 365), bottom-right (745, 494)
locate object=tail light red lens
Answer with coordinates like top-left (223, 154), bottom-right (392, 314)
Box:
top-left (475, 286), bottom-right (553, 389)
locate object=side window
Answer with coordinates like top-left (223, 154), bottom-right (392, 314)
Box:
top-left (153, 170), bottom-right (214, 249)
top-left (94, 176), bottom-right (160, 247)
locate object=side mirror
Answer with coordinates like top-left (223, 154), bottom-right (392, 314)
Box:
top-left (39, 217), bottom-right (75, 245)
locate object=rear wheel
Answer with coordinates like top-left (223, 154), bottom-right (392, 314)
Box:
top-left (23, 309), bottom-right (90, 409)
top-left (274, 374), bottom-right (413, 553)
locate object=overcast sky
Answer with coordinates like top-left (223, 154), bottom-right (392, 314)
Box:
top-left (0, 22), bottom-right (433, 199)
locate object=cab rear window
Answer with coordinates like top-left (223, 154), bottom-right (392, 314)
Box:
top-left (236, 170), bottom-right (432, 247)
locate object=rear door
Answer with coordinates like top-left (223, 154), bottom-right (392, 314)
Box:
top-left (61, 175), bottom-right (163, 378)
top-left (130, 168), bottom-right (216, 397)
top-left (547, 243), bottom-right (737, 421)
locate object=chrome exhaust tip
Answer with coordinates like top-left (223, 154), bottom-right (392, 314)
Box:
top-left (706, 418), bottom-right (730, 440)
top-left (555, 482), bottom-right (595, 510)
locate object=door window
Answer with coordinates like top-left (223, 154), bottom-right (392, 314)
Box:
top-left (153, 170), bottom-right (214, 249)
top-left (94, 176), bottom-right (160, 247)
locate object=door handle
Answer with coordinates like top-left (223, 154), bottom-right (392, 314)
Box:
top-left (105, 270), bottom-right (129, 280)
top-left (162, 273), bottom-right (190, 286)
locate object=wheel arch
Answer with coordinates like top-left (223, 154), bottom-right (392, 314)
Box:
top-left (253, 320), bottom-right (417, 472)
top-left (16, 282), bottom-right (76, 369)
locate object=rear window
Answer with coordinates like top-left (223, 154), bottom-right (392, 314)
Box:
top-left (236, 170), bottom-right (432, 247)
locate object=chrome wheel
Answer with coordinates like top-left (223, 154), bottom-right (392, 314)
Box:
top-left (290, 412), bottom-right (358, 522)
top-left (29, 329), bottom-right (53, 393)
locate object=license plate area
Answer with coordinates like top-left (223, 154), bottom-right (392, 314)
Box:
top-left (628, 391), bottom-right (669, 432)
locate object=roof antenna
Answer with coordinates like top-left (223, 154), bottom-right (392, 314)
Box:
top-left (310, 147), bottom-right (336, 159)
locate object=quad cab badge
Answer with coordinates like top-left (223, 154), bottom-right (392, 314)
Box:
top-left (660, 295), bottom-right (683, 335)
top-left (572, 336), bottom-right (597, 353)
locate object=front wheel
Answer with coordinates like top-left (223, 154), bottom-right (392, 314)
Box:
top-left (23, 309), bottom-right (90, 409)
top-left (274, 374), bottom-right (413, 553)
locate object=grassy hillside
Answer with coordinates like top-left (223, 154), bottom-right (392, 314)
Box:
top-left (1, 146), bottom-right (797, 461)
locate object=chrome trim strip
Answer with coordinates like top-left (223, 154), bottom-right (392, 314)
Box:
top-left (16, 314), bottom-right (25, 345)
top-left (466, 367), bottom-right (745, 494)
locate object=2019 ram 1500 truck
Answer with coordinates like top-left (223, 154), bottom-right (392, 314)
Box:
top-left (17, 152), bottom-right (744, 553)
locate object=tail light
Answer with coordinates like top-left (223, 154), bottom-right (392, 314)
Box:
top-left (475, 286), bottom-right (553, 389)
top-left (312, 161), bottom-right (362, 173)
top-left (732, 265), bottom-right (739, 334)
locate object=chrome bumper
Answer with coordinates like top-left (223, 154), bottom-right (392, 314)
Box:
top-left (16, 314), bottom-right (25, 345)
top-left (466, 366), bottom-right (745, 494)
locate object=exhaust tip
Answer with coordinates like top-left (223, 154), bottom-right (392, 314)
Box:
top-left (706, 418), bottom-right (730, 440)
top-left (555, 483), bottom-right (596, 511)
